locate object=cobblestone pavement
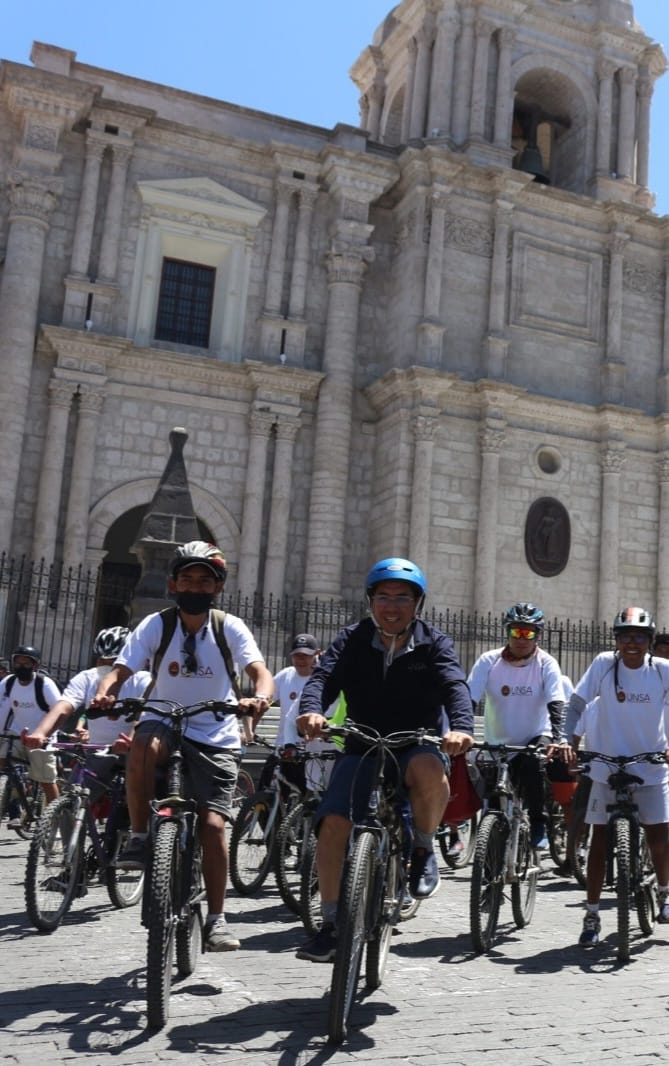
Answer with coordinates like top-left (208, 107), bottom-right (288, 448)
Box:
top-left (2, 829), bottom-right (669, 1065)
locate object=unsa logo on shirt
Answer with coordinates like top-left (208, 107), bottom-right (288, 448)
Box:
top-left (167, 661), bottom-right (214, 678)
top-left (500, 685), bottom-right (534, 697)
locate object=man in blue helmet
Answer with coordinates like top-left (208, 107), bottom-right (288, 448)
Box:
top-left (295, 557), bottom-right (474, 963)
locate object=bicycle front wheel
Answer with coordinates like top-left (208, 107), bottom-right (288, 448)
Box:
top-left (328, 830), bottom-right (375, 1045)
top-left (470, 813), bottom-right (505, 954)
top-left (146, 820), bottom-right (179, 1029)
top-left (234, 768), bottom-right (255, 809)
top-left (300, 832), bottom-right (322, 935)
top-left (439, 815), bottom-right (478, 869)
top-left (0, 773), bottom-right (8, 824)
top-left (229, 793), bottom-right (274, 894)
top-left (366, 844), bottom-right (401, 991)
top-left (567, 813), bottom-right (592, 889)
top-left (636, 829), bottom-right (656, 936)
top-left (614, 818), bottom-right (632, 963)
top-left (276, 801), bottom-right (312, 915)
top-left (106, 826), bottom-right (145, 909)
top-left (25, 795), bottom-right (83, 933)
top-left (548, 801), bottom-right (569, 874)
top-left (511, 820), bottom-right (538, 928)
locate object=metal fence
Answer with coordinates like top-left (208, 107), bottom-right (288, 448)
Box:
top-left (0, 553), bottom-right (613, 688)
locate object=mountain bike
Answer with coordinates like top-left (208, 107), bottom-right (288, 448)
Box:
top-left (125, 697), bottom-right (246, 1030)
top-left (322, 721), bottom-right (441, 1045)
top-left (229, 740), bottom-right (304, 896)
top-left (24, 739), bottom-right (142, 932)
top-left (0, 730), bottom-right (45, 838)
top-left (575, 750), bottom-right (665, 963)
top-left (469, 743), bottom-right (545, 954)
top-left (275, 751), bottom-right (338, 916)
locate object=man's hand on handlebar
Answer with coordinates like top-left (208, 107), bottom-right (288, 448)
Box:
top-left (295, 712), bottom-right (328, 741)
top-left (23, 729), bottom-right (48, 750)
top-left (440, 730), bottom-right (475, 755)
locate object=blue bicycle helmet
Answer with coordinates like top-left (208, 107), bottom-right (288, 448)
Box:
top-left (503, 603), bottom-right (545, 630)
top-left (365, 558), bottom-right (427, 599)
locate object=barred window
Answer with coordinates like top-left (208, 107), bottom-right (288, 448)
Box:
top-left (154, 258), bottom-right (215, 348)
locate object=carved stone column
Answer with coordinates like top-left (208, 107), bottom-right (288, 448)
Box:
top-left (366, 81), bottom-right (385, 141)
top-left (657, 454), bottom-right (669, 626)
top-left (263, 416), bottom-right (301, 602)
top-left (288, 185), bottom-right (318, 320)
top-left (474, 420), bottom-right (505, 614)
top-left (0, 176), bottom-right (60, 549)
top-left (603, 227), bottom-right (629, 403)
top-left (401, 38), bottom-right (418, 144)
top-left (419, 189), bottom-right (448, 365)
top-left (63, 386), bottom-right (105, 566)
top-left (303, 245), bottom-right (371, 598)
top-left (616, 67), bottom-right (637, 182)
top-left (636, 74), bottom-right (653, 191)
top-left (32, 379), bottom-right (75, 562)
top-left (469, 18), bottom-right (492, 142)
top-left (97, 142), bottom-right (132, 283)
top-left (428, 8), bottom-right (458, 138)
top-left (409, 24), bottom-right (434, 140)
top-left (485, 200), bottom-right (513, 378)
top-left (451, 6), bottom-right (476, 146)
top-left (596, 59), bottom-right (616, 176)
top-left (237, 409), bottom-right (275, 596)
top-left (598, 445), bottom-right (625, 623)
top-left (408, 414), bottom-right (437, 568)
top-left (264, 181), bottom-right (294, 316)
top-left (493, 28), bottom-right (515, 147)
top-left (69, 133), bottom-right (107, 277)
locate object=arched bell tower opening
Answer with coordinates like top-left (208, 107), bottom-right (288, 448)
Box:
top-left (511, 68), bottom-right (588, 194)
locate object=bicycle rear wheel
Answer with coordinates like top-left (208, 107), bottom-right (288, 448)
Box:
top-left (567, 813), bottom-right (592, 889)
top-left (25, 795), bottom-right (83, 932)
top-left (234, 768), bottom-right (255, 809)
top-left (106, 826), bottom-right (145, 908)
top-left (0, 774), bottom-right (8, 824)
top-left (328, 830), bottom-right (375, 1045)
top-left (470, 813), bottom-right (505, 954)
top-left (366, 844), bottom-right (401, 991)
top-left (636, 829), bottom-right (656, 936)
top-left (439, 815), bottom-right (478, 869)
top-left (511, 820), bottom-right (538, 928)
top-left (300, 832), bottom-right (322, 935)
top-left (16, 779), bottom-right (45, 840)
top-left (146, 820), bottom-right (179, 1029)
top-left (548, 801), bottom-right (569, 874)
top-left (176, 837), bottom-right (204, 976)
top-left (276, 800), bottom-right (311, 915)
top-left (229, 793), bottom-right (274, 894)
top-left (614, 818), bottom-right (632, 963)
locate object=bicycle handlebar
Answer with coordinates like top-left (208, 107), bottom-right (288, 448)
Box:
top-left (577, 749), bottom-right (667, 769)
top-left (84, 697), bottom-right (246, 723)
top-left (322, 720), bottom-right (441, 749)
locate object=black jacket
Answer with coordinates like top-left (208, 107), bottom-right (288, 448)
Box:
top-left (300, 617), bottom-right (474, 753)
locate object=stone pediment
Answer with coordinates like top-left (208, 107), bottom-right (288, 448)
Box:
top-left (137, 177), bottom-right (265, 227)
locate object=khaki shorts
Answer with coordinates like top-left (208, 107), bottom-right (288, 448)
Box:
top-left (0, 739), bottom-right (58, 784)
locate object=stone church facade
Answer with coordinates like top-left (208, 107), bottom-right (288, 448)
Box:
top-left (0, 0), bottom-right (668, 624)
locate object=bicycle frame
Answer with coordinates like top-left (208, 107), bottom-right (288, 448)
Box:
top-left (46, 742), bottom-right (124, 876)
top-left (0, 731), bottom-right (43, 833)
top-left (477, 743), bottom-right (544, 884)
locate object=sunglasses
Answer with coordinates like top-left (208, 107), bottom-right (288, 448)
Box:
top-left (508, 627), bottom-right (538, 640)
top-left (183, 632), bottom-right (198, 674)
top-left (617, 632), bottom-right (649, 645)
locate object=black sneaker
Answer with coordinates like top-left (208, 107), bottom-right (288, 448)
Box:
top-left (296, 923), bottom-right (337, 962)
top-left (530, 821), bottom-right (549, 850)
top-left (116, 836), bottom-right (147, 870)
top-left (409, 849), bottom-right (440, 899)
top-left (579, 911), bottom-right (601, 946)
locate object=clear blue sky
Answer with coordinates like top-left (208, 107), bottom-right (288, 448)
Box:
top-left (3, 1), bottom-right (669, 213)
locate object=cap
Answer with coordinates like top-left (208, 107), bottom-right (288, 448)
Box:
top-left (290, 633), bottom-right (319, 655)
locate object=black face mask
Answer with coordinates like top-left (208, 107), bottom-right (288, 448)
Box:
top-left (14, 665), bottom-right (34, 683)
top-left (176, 592), bottom-right (214, 616)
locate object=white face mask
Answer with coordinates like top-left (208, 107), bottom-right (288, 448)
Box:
top-left (95, 665), bottom-right (113, 679)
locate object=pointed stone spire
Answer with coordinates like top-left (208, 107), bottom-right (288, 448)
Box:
top-left (130, 427), bottom-right (199, 622)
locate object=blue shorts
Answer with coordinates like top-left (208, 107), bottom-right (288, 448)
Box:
top-left (316, 745), bottom-right (450, 828)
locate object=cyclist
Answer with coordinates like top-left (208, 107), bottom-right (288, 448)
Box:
top-left (24, 627), bottom-right (151, 794)
top-left (563, 606), bottom-right (669, 946)
top-left (294, 557), bottom-right (474, 962)
top-left (467, 603), bottom-right (567, 850)
top-left (0, 645), bottom-right (61, 817)
top-left (90, 540), bottom-right (274, 952)
top-left (653, 633), bottom-right (669, 660)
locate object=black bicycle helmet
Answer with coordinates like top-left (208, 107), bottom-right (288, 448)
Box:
top-left (503, 603), bottom-right (544, 630)
top-left (169, 540), bottom-right (227, 582)
top-left (613, 606), bottom-right (655, 636)
top-left (12, 644), bottom-right (41, 665)
top-left (93, 626), bottom-right (130, 660)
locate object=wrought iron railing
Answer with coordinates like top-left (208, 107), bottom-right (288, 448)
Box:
top-left (0, 553), bottom-right (613, 688)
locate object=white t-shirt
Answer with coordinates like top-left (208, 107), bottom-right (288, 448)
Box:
top-left (1, 674), bottom-right (61, 734)
top-left (273, 666), bottom-right (310, 748)
top-left (118, 610), bottom-right (264, 747)
top-left (467, 647), bottom-right (565, 745)
top-left (571, 652), bottom-right (669, 785)
top-left (62, 666), bottom-right (153, 745)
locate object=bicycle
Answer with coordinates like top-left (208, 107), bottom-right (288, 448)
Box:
top-left (124, 696), bottom-right (246, 1030)
top-left (469, 743), bottom-right (545, 954)
top-left (573, 750), bottom-right (665, 963)
top-left (228, 738), bottom-right (304, 896)
top-left (24, 737), bottom-right (142, 932)
top-left (321, 720), bottom-right (441, 1045)
top-left (436, 814), bottom-right (478, 869)
top-left (0, 730), bottom-right (45, 838)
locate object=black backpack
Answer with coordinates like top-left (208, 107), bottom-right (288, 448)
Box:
top-left (149, 606), bottom-right (242, 700)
